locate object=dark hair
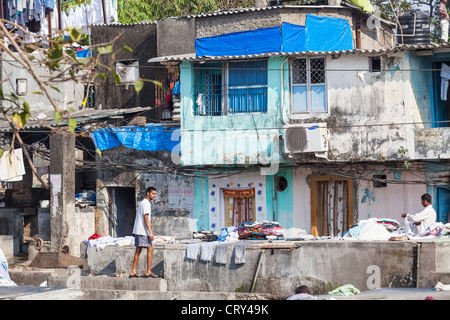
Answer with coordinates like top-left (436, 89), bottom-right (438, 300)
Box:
top-left (421, 193), bottom-right (432, 204)
top-left (294, 285), bottom-right (310, 294)
top-left (146, 187), bottom-right (157, 193)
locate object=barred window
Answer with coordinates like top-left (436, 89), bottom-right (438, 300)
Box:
top-left (193, 60), bottom-right (268, 116)
top-left (291, 57), bottom-right (327, 113)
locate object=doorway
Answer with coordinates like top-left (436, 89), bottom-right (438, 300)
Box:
top-left (108, 187), bottom-right (136, 237)
top-left (310, 175), bottom-right (354, 237)
top-left (436, 187), bottom-right (450, 224)
top-left (223, 188), bottom-right (255, 227)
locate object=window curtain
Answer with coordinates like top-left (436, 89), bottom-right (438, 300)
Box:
top-left (224, 188), bottom-right (255, 226)
top-left (318, 180), bottom-right (348, 236)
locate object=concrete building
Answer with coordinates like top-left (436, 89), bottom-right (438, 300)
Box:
top-left (149, 3), bottom-right (450, 239)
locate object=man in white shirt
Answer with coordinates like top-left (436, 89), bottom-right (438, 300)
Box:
top-left (129, 187), bottom-right (159, 278)
top-left (401, 193), bottom-right (437, 235)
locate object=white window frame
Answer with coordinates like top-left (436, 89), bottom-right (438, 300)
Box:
top-left (290, 57), bottom-right (327, 114)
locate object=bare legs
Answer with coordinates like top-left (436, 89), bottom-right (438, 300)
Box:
top-left (130, 246), bottom-right (153, 276)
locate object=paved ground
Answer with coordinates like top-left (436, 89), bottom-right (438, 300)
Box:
top-left (1, 285), bottom-right (450, 300)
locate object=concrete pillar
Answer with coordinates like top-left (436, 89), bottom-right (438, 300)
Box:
top-left (49, 133), bottom-right (77, 256)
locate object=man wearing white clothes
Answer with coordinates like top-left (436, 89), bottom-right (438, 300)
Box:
top-left (129, 187), bottom-right (159, 278)
top-left (401, 193), bottom-right (437, 235)
top-left (439, 0), bottom-right (449, 44)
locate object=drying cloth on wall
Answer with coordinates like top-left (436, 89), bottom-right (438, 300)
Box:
top-left (215, 242), bottom-right (234, 264)
top-left (92, 123), bottom-right (180, 152)
top-left (234, 241), bottom-right (248, 264)
top-left (305, 15), bottom-right (353, 52)
top-left (0, 148), bottom-right (25, 182)
top-left (195, 26), bottom-right (282, 57)
top-left (200, 242), bottom-right (217, 262)
top-left (186, 243), bottom-right (200, 260)
top-left (441, 63), bottom-right (450, 100)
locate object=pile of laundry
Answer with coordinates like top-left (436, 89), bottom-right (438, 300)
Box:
top-left (342, 218), bottom-right (450, 241)
top-left (0, 249), bottom-right (17, 286)
top-left (192, 230), bottom-right (219, 242)
top-left (237, 221), bottom-right (285, 240)
top-left (85, 235), bottom-right (135, 249)
top-left (85, 234), bottom-right (175, 249)
top-left (342, 218), bottom-right (402, 241)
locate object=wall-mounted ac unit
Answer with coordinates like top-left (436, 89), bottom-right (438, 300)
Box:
top-left (284, 124), bottom-right (329, 153)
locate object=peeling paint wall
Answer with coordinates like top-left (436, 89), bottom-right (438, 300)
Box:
top-left (96, 146), bottom-right (196, 239)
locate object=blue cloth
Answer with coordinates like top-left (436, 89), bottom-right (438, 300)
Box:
top-left (92, 124), bottom-right (180, 152)
top-left (305, 15), bottom-right (353, 52)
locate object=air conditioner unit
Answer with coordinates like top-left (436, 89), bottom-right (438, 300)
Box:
top-left (283, 124), bottom-right (329, 153)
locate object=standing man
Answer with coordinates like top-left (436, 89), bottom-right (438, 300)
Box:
top-left (129, 186), bottom-right (159, 278)
top-left (439, 0), bottom-right (449, 44)
top-left (401, 193), bottom-right (437, 235)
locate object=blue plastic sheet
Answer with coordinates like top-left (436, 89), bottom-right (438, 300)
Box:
top-left (92, 124), bottom-right (180, 152)
top-left (305, 15), bottom-right (353, 52)
top-left (281, 22), bottom-right (306, 52)
top-left (194, 17), bottom-right (353, 57)
top-left (195, 26), bottom-right (282, 56)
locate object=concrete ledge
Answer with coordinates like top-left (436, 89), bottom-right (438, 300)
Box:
top-left (47, 275), bottom-right (168, 292)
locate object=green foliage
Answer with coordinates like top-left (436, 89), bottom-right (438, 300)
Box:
top-left (117, 0), bottom-right (257, 23)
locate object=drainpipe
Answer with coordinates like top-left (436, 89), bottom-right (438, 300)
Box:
top-left (280, 56), bottom-right (290, 125)
top-left (413, 243), bottom-right (421, 288)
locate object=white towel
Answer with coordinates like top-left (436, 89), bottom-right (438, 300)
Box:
top-left (234, 242), bottom-right (247, 264)
top-left (215, 242), bottom-right (233, 264)
top-left (186, 243), bottom-right (200, 260)
top-left (200, 242), bottom-right (217, 262)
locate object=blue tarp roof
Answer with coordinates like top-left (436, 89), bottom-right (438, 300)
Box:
top-left (92, 123), bottom-right (179, 152)
top-left (194, 15), bottom-right (353, 57)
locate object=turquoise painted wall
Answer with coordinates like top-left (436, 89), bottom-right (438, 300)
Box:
top-left (273, 169), bottom-right (294, 235)
top-left (194, 177), bottom-right (209, 231)
top-left (265, 168), bottom-right (294, 235)
top-left (179, 57), bottom-right (289, 166)
top-left (407, 52), bottom-right (434, 127)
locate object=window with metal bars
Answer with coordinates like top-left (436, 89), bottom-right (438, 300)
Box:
top-left (291, 57), bottom-right (327, 113)
top-left (193, 60), bottom-right (268, 116)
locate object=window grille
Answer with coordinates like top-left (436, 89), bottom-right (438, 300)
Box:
top-left (193, 60), bottom-right (268, 116)
top-left (291, 57), bottom-right (327, 113)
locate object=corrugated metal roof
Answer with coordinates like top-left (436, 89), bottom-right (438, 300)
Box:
top-left (148, 44), bottom-right (450, 63)
top-left (0, 106), bottom-right (154, 131)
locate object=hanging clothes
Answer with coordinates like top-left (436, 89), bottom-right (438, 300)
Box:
top-left (441, 63), bottom-right (450, 101)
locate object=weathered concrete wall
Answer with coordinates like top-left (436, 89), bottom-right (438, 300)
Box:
top-left (96, 146), bottom-right (196, 239)
top-left (85, 240), bottom-right (450, 296)
top-left (91, 23), bottom-right (160, 116)
top-left (86, 245), bottom-right (164, 277)
top-left (1, 52), bottom-right (84, 112)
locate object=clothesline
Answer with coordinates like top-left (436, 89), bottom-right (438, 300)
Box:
top-left (2, 0), bottom-right (117, 37)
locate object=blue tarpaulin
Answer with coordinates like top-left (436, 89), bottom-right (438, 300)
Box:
top-left (195, 26), bottom-right (282, 57)
top-left (92, 124), bottom-right (179, 152)
top-left (281, 22), bottom-right (306, 52)
top-left (304, 15), bottom-right (353, 52)
top-left (194, 16), bottom-right (353, 57)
